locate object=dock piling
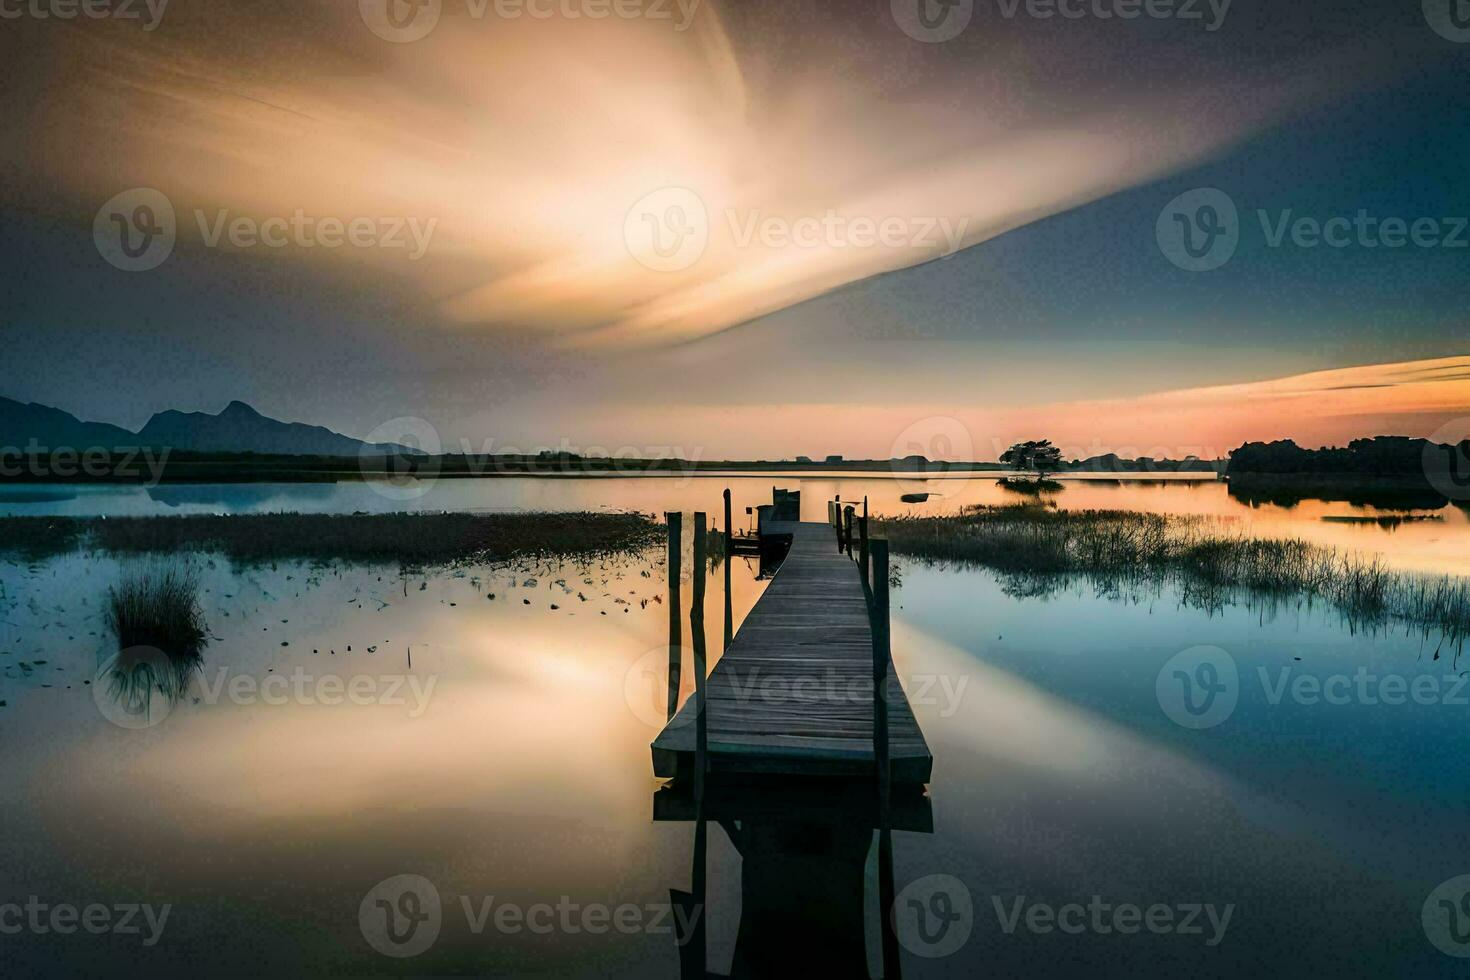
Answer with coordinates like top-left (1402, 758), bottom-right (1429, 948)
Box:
top-left (691, 512), bottom-right (709, 799)
top-left (665, 512), bottom-right (682, 723)
top-left (723, 489), bottom-right (733, 653)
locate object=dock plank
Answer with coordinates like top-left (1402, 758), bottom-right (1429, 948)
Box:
top-left (651, 520), bottom-right (933, 783)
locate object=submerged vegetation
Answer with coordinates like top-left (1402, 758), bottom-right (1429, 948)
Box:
top-left (875, 505), bottom-right (1470, 647)
top-left (101, 561), bottom-right (209, 713)
top-left (0, 511), bottom-right (663, 567)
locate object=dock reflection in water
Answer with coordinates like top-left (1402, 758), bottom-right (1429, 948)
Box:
top-left (654, 775), bottom-right (930, 978)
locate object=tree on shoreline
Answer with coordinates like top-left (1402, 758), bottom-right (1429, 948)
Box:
top-left (1000, 439), bottom-right (1064, 476)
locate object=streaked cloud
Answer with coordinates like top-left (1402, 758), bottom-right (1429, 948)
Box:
top-left (5, 0), bottom-right (1335, 348)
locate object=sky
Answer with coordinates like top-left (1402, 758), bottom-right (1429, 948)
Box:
top-left (1, 0), bottom-right (1468, 460)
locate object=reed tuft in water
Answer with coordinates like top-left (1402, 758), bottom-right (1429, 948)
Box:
top-left (101, 561), bottom-right (209, 711)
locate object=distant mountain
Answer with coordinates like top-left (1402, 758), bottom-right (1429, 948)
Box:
top-left (1, 396), bottom-right (415, 457)
top-left (0, 396), bottom-right (138, 450)
top-left (138, 401), bottom-right (413, 456)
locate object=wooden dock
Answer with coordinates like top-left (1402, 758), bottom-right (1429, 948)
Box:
top-left (651, 501), bottom-right (933, 784)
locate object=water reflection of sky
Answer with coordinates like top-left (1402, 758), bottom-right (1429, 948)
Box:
top-left (2, 504), bottom-right (1469, 974)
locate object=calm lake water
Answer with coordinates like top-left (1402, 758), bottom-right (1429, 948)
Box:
top-left (2, 475), bottom-right (1468, 976)
top-left (4, 471), bottom-right (1469, 573)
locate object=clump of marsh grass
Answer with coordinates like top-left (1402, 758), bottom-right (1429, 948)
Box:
top-left (875, 505), bottom-right (1470, 650)
top-left (99, 562), bottom-right (209, 715)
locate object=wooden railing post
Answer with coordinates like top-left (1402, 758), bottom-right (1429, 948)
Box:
top-left (843, 505), bottom-right (855, 556)
top-left (870, 538), bottom-right (891, 794)
top-left (859, 512), bottom-right (870, 589)
top-left (722, 489), bottom-right (733, 653)
top-left (869, 537), bottom-right (896, 977)
top-left (691, 512), bottom-right (709, 800)
top-left (665, 512), bottom-right (682, 723)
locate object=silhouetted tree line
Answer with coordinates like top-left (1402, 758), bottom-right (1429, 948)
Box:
top-left (1228, 436), bottom-right (1469, 476)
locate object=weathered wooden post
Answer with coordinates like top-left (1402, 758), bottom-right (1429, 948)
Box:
top-left (870, 539), bottom-right (891, 802)
top-left (691, 512), bottom-right (709, 800)
top-left (859, 511), bottom-right (870, 589)
top-left (665, 512), bottom-right (682, 723)
top-left (869, 536), bottom-right (897, 978)
top-left (843, 505), bottom-right (855, 556)
top-left (723, 489), bottom-right (733, 653)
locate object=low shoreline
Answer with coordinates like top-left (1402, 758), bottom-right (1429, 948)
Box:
top-left (0, 511), bottom-right (664, 565)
